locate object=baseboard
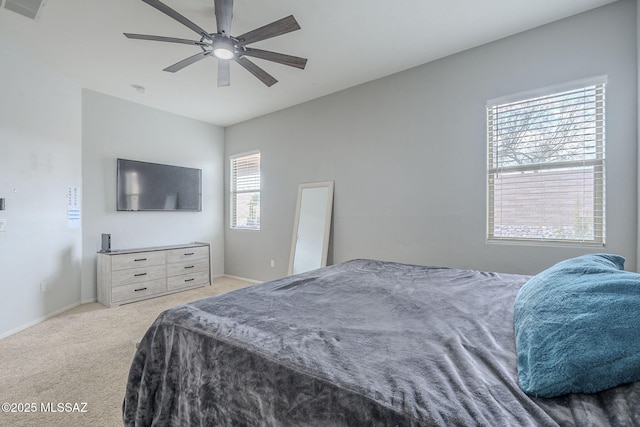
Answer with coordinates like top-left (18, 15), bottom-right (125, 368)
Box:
top-left (221, 274), bottom-right (262, 284)
top-left (0, 301), bottom-right (83, 340)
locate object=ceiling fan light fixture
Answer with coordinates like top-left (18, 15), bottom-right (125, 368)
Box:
top-left (125, 0), bottom-right (306, 87)
top-left (212, 37), bottom-right (234, 59)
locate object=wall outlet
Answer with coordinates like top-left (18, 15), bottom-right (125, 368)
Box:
top-left (40, 282), bottom-right (47, 293)
top-left (270, 260), bottom-right (275, 268)
top-left (0, 219), bottom-right (6, 232)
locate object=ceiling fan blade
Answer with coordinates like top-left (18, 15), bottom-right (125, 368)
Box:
top-left (237, 15), bottom-right (300, 46)
top-left (242, 48), bottom-right (307, 70)
top-left (235, 56), bottom-right (277, 87)
top-left (163, 51), bottom-right (211, 73)
top-left (214, 0), bottom-right (233, 35)
top-left (124, 33), bottom-right (206, 46)
top-left (218, 60), bottom-right (230, 87)
top-left (141, 0), bottom-right (212, 40)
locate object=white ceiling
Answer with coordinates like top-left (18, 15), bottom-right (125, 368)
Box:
top-left (0, 0), bottom-right (619, 127)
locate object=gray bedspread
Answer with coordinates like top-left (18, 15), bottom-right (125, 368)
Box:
top-left (123, 259), bottom-right (640, 426)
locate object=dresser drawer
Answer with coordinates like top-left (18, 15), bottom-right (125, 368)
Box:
top-left (167, 258), bottom-right (209, 277)
top-left (111, 264), bottom-right (166, 287)
top-left (111, 251), bottom-right (166, 271)
top-left (167, 270), bottom-right (210, 291)
top-left (166, 246), bottom-right (209, 263)
top-left (112, 279), bottom-right (167, 303)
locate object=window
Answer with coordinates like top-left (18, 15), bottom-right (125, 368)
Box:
top-left (487, 78), bottom-right (605, 244)
top-left (230, 151), bottom-right (261, 230)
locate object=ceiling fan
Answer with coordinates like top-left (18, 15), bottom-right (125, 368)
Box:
top-left (124, 0), bottom-right (307, 87)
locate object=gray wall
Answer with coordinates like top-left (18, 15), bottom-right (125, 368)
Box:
top-left (225, 0), bottom-right (638, 281)
top-left (81, 90), bottom-right (225, 302)
top-left (0, 36), bottom-right (82, 338)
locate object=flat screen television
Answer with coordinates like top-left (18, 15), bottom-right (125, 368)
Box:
top-left (116, 158), bottom-right (202, 211)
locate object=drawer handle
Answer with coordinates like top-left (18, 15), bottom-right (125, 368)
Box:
top-left (184, 265), bottom-right (195, 269)
top-left (185, 278), bottom-right (195, 282)
top-left (134, 273), bottom-right (147, 277)
top-left (134, 287), bottom-right (148, 292)
top-left (134, 258), bottom-right (147, 262)
top-left (184, 252), bottom-right (195, 256)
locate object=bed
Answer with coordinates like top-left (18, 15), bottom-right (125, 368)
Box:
top-left (123, 258), bottom-right (640, 426)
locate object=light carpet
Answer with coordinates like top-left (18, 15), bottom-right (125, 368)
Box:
top-left (0, 276), bottom-right (253, 427)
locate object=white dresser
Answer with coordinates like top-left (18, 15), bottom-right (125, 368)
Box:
top-left (97, 243), bottom-right (211, 307)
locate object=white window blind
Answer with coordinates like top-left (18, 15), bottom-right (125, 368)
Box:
top-left (230, 151), bottom-right (261, 230)
top-left (487, 79), bottom-right (605, 244)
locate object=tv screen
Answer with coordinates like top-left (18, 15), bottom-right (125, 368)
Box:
top-left (117, 158), bottom-right (202, 211)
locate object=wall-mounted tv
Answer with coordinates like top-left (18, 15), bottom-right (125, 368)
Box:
top-left (117, 158), bottom-right (202, 211)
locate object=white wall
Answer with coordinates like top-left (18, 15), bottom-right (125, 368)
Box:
top-left (0, 41), bottom-right (225, 337)
top-left (0, 36), bottom-right (82, 338)
top-left (225, 0), bottom-right (638, 281)
top-left (81, 90), bottom-right (225, 302)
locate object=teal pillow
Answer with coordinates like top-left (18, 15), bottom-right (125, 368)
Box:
top-left (514, 253), bottom-right (640, 398)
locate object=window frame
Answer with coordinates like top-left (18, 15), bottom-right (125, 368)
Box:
top-left (486, 77), bottom-right (606, 246)
top-left (229, 150), bottom-right (261, 231)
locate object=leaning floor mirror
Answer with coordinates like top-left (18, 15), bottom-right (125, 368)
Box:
top-left (288, 181), bottom-right (334, 276)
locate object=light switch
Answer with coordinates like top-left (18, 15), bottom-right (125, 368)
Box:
top-left (0, 219), bottom-right (6, 232)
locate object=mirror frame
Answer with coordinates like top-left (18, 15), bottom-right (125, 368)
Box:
top-left (288, 181), bottom-right (334, 276)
